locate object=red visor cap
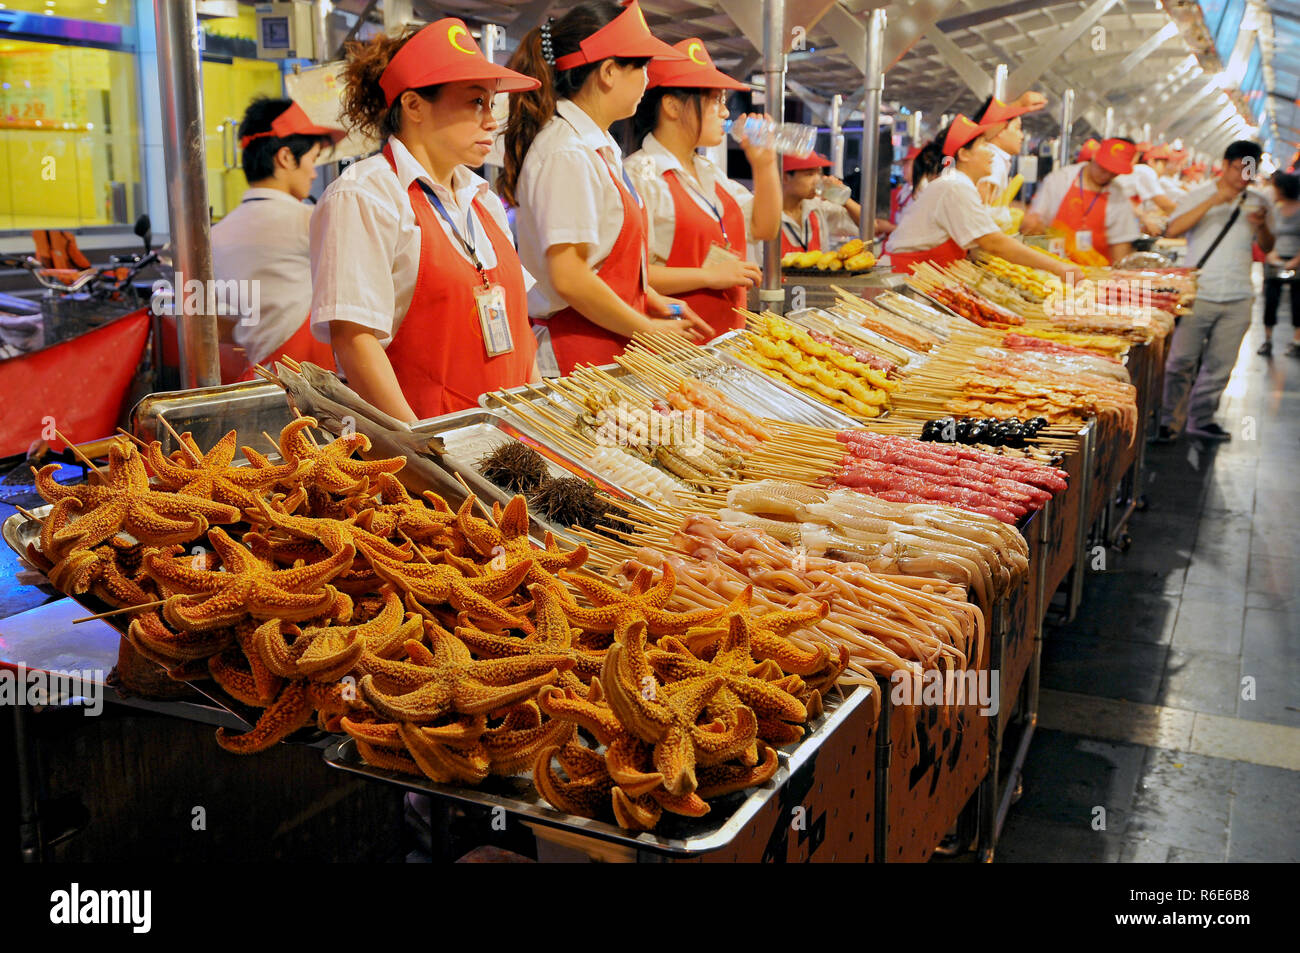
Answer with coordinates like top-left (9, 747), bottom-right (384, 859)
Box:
top-left (979, 97), bottom-right (1042, 125)
top-left (379, 18), bottom-right (540, 107)
top-left (783, 151), bottom-right (832, 173)
top-left (554, 1), bottom-right (688, 71)
top-left (1077, 138), bottom-right (1100, 162)
top-left (1095, 138), bottom-right (1137, 175)
top-left (240, 101), bottom-right (346, 149)
top-left (647, 38), bottom-right (749, 90)
top-left (943, 115), bottom-right (994, 157)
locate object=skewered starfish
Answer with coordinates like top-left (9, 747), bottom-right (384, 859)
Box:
top-left (277, 416), bottom-right (405, 494)
top-left (347, 473), bottom-right (457, 543)
top-left (543, 572), bottom-right (752, 638)
top-left (363, 548), bottom-right (536, 634)
top-left (256, 589), bottom-right (419, 680)
top-left (454, 495), bottom-right (589, 579)
top-left (535, 677), bottom-right (665, 795)
top-left (650, 613), bottom-right (808, 734)
top-left (47, 540), bottom-right (157, 608)
top-left (481, 700), bottom-right (576, 776)
top-left (682, 600), bottom-right (833, 676)
top-left (127, 609), bottom-right (237, 664)
top-left (34, 440), bottom-right (240, 548)
top-left (244, 496), bottom-right (412, 562)
top-left (144, 430), bottom-right (304, 509)
top-left (357, 625), bottom-right (573, 724)
top-left (454, 584), bottom-right (605, 683)
top-left (25, 497), bottom-right (84, 570)
top-left (533, 742), bottom-right (618, 820)
top-left (212, 678), bottom-right (350, 754)
top-left (601, 618), bottom-right (757, 796)
top-left (143, 527), bottom-right (353, 630)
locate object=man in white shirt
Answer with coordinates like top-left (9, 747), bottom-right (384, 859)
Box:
top-left (1155, 140), bottom-right (1274, 442)
top-left (211, 98), bottom-right (341, 376)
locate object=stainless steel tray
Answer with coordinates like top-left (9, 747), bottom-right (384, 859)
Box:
top-left (131, 381), bottom-right (296, 455)
top-left (410, 408), bottom-right (630, 542)
top-left (324, 683), bottom-right (870, 858)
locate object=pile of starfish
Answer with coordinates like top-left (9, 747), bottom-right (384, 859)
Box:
top-left (27, 417), bottom-right (845, 832)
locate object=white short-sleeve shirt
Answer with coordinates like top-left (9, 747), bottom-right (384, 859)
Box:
top-left (885, 169), bottom-right (999, 254)
top-left (624, 132), bottom-right (756, 264)
top-left (513, 98), bottom-right (645, 317)
top-left (1115, 163), bottom-right (1163, 203)
top-left (308, 137), bottom-right (527, 347)
top-left (1028, 162), bottom-right (1141, 247)
top-left (210, 187), bottom-right (314, 366)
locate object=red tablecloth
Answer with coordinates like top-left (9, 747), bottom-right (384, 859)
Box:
top-left (0, 308), bottom-right (150, 458)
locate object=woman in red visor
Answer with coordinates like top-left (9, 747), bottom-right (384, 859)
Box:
top-left (310, 19), bottom-right (541, 423)
top-left (886, 115), bottom-right (1081, 280)
top-left (623, 37), bottom-right (780, 339)
top-left (502, 1), bottom-right (711, 375)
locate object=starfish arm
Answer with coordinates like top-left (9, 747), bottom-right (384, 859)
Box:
top-left (604, 735), bottom-right (664, 796)
top-left (689, 707), bottom-right (760, 767)
top-left (536, 684), bottom-right (622, 745)
top-left (611, 787), bottom-right (663, 830)
top-left (355, 739), bottom-right (423, 775)
top-left (214, 681), bottom-right (315, 754)
top-left (359, 674), bottom-right (456, 723)
top-left (533, 745), bottom-right (614, 819)
top-left (398, 725), bottom-right (490, 784)
top-left (128, 611), bottom-right (236, 662)
top-left (451, 667), bottom-right (565, 715)
top-left (696, 744), bottom-right (781, 797)
top-left (649, 787), bottom-right (711, 818)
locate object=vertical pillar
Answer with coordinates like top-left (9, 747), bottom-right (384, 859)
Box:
top-left (154, 0), bottom-right (219, 388)
top-left (992, 63), bottom-right (1007, 101)
top-left (1058, 88), bottom-right (1075, 166)
top-left (830, 93), bottom-right (844, 179)
top-left (759, 0), bottom-right (786, 311)
top-left (859, 8), bottom-right (886, 243)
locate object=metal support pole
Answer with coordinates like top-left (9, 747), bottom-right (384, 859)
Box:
top-left (909, 110), bottom-right (922, 143)
top-left (830, 93), bottom-right (844, 179)
top-left (860, 8), bottom-right (886, 244)
top-left (154, 0), bottom-right (219, 389)
top-left (313, 0), bottom-right (331, 63)
top-left (1103, 105), bottom-right (1114, 139)
top-left (992, 63), bottom-right (1007, 101)
top-left (1057, 88), bottom-right (1075, 167)
top-left (1142, 122), bottom-right (1151, 144)
top-left (760, 0), bottom-right (786, 312)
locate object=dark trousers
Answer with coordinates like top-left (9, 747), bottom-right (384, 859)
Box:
top-left (1262, 275), bottom-right (1300, 329)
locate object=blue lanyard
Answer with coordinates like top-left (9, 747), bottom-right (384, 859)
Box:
top-left (671, 169), bottom-right (731, 243)
top-left (1071, 170), bottom-right (1103, 220)
top-left (417, 181), bottom-right (489, 283)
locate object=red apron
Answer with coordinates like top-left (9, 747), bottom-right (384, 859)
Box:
top-left (780, 209), bottom-right (823, 256)
top-left (1052, 172), bottom-right (1112, 262)
top-left (540, 158), bottom-right (648, 375)
top-left (235, 314), bottom-right (335, 382)
top-left (663, 169), bottom-right (747, 339)
top-left (380, 143), bottom-right (535, 418)
top-left (888, 237), bottom-right (966, 275)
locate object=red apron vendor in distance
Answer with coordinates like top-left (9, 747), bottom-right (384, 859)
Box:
top-left (623, 37), bottom-right (781, 340)
top-left (310, 19), bottom-right (540, 422)
top-left (886, 115), bottom-right (1079, 282)
top-left (501, 1), bottom-right (713, 376)
top-left (1021, 137), bottom-right (1143, 264)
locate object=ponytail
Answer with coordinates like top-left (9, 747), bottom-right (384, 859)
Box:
top-left (500, 0), bottom-right (647, 207)
top-left (912, 135), bottom-right (946, 190)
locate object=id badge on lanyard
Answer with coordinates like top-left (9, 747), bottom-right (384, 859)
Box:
top-left (1076, 230), bottom-right (1094, 252)
top-left (475, 283), bottom-right (514, 357)
top-left (703, 241), bottom-right (741, 268)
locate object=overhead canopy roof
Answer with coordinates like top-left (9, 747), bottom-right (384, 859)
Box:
top-left (326, 0), bottom-right (1280, 159)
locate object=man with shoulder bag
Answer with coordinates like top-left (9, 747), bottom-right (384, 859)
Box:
top-left (1155, 140), bottom-right (1274, 442)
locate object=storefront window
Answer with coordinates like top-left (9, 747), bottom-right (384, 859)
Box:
top-left (0, 38), bottom-right (140, 228)
top-left (203, 57), bottom-right (284, 219)
top-left (0, 0), bottom-right (133, 23)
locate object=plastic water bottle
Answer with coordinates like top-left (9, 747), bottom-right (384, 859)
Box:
top-left (724, 117), bottom-right (817, 157)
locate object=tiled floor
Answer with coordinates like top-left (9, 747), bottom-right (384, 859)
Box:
top-left (998, 306), bottom-right (1300, 863)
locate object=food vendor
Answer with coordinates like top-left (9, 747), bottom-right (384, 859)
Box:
top-left (501, 1), bottom-right (711, 376)
top-left (890, 145), bottom-right (922, 223)
top-left (779, 152), bottom-right (894, 255)
top-left (1117, 144), bottom-right (1177, 215)
top-left (211, 98), bottom-right (344, 380)
top-left (973, 92), bottom-right (1046, 204)
top-left (885, 115), bottom-right (1081, 281)
top-left (309, 19), bottom-right (541, 423)
top-left (623, 37), bottom-right (779, 339)
top-left (1021, 137), bottom-right (1142, 264)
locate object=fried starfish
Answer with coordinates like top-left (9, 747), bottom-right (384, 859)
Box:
top-left (481, 700), bottom-right (575, 775)
top-left (682, 600), bottom-right (833, 676)
top-left (534, 742), bottom-right (618, 820)
top-left (455, 495), bottom-right (589, 581)
top-left (34, 441), bottom-right (240, 548)
top-left (348, 473), bottom-right (457, 543)
top-left (48, 540), bottom-right (157, 608)
top-left (535, 677), bottom-right (664, 796)
top-left (544, 567), bottom-right (750, 638)
top-left (454, 585), bottom-right (605, 683)
top-left (26, 497), bottom-right (84, 569)
top-left (127, 608), bottom-right (236, 663)
top-left (278, 416), bottom-right (405, 494)
top-left (143, 527), bottom-right (353, 630)
top-left (144, 430), bottom-right (303, 509)
top-left (650, 613), bottom-right (807, 745)
top-left (363, 548), bottom-right (536, 634)
top-left (214, 680), bottom-right (314, 754)
top-left (244, 497), bottom-right (412, 562)
top-left (357, 624), bottom-right (572, 724)
top-left (256, 589), bottom-right (419, 680)
top-left (602, 618), bottom-right (757, 797)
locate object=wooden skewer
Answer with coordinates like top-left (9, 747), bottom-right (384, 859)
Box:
top-left (72, 598), bottom-right (167, 624)
top-left (155, 416), bottom-right (203, 465)
top-left (452, 472), bottom-right (498, 528)
top-left (396, 527), bottom-right (431, 563)
top-left (115, 427), bottom-right (150, 451)
top-left (15, 505), bottom-right (44, 524)
top-left (54, 430), bottom-right (106, 477)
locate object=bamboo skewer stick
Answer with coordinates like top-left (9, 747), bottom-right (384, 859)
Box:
top-left (72, 598), bottom-right (167, 623)
top-left (154, 416), bottom-right (203, 465)
top-left (15, 505), bottom-right (44, 523)
top-left (55, 429), bottom-right (107, 476)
